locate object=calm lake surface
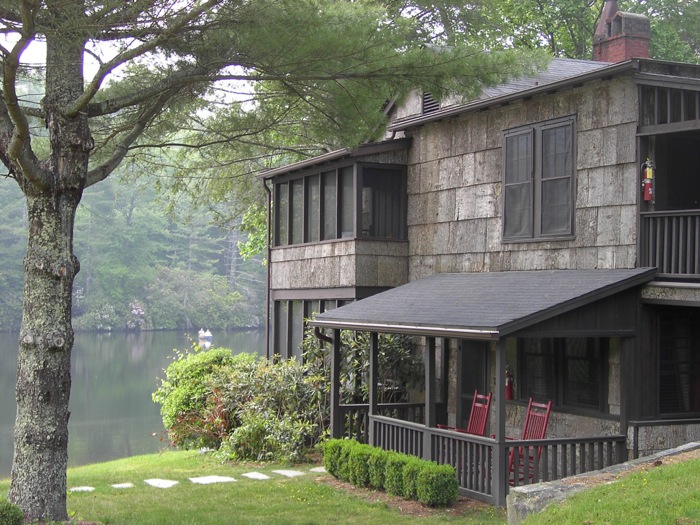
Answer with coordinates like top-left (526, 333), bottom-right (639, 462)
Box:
top-left (0, 329), bottom-right (265, 479)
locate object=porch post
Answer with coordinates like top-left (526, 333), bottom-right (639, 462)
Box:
top-left (424, 337), bottom-right (436, 460)
top-left (492, 338), bottom-right (508, 507)
top-left (368, 332), bottom-right (379, 445)
top-left (330, 328), bottom-right (343, 439)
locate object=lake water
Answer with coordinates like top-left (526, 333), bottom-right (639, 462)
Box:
top-left (0, 329), bottom-right (265, 479)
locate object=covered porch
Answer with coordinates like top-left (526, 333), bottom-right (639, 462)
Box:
top-left (310, 268), bottom-right (657, 506)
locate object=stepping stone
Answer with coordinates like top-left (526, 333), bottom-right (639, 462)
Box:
top-left (241, 472), bottom-right (271, 480)
top-left (189, 475), bottom-right (236, 484)
top-left (69, 486), bottom-right (95, 493)
top-left (310, 467), bottom-right (327, 473)
top-left (144, 478), bottom-right (179, 488)
top-left (111, 483), bottom-right (134, 489)
top-left (272, 469), bottom-right (305, 478)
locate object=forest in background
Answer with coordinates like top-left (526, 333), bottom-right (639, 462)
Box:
top-left (0, 171), bottom-right (266, 333)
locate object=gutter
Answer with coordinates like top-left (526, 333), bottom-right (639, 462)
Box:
top-left (309, 319), bottom-right (500, 341)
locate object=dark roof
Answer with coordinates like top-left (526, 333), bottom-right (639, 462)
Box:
top-left (310, 268), bottom-right (656, 339)
top-left (389, 58), bottom-right (639, 131)
top-left (258, 138), bottom-right (412, 180)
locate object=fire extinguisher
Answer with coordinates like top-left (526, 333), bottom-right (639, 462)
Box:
top-left (505, 366), bottom-right (513, 400)
top-left (642, 158), bottom-right (654, 203)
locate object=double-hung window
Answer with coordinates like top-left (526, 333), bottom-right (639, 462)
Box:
top-left (503, 116), bottom-right (576, 241)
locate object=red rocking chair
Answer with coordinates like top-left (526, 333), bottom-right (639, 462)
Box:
top-left (508, 398), bottom-right (552, 485)
top-left (438, 390), bottom-right (492, 436)
top-left (462, 390), bottom-right (492, 436)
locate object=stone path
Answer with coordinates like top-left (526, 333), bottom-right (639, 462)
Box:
top-left (68, 467), bottom-right (327, 493)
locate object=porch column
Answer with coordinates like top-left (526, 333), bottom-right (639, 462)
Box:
top-left (620, 336), bottom-right (634, 461)
top-left (423, 337), bottom-right (436, 460)
top-left (330, 328), bottom-right (343, 439)
top-left (368, 332), bottom-right (379, 445)
top-left (492, 338), bottom-right (508, 507)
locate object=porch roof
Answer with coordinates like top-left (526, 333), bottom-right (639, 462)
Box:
top-left (309, 268), bottom-right (656, 339)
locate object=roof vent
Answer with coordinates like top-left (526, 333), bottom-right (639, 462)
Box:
top-left (422, 92), bottom-right (440, 114)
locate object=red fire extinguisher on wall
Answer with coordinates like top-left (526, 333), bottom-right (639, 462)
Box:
top-left (505, 366), bottom-right (513, 401)
top-left (642, 158), bottom-right (655, 203)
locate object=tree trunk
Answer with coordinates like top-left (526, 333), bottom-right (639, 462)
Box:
top-left (8, 189), bottom-right (80, 522)
top-left (8, 10), bottom-right (87, 517)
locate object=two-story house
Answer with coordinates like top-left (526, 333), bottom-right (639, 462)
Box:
top-left (260, 2), bottom-right (700, 505)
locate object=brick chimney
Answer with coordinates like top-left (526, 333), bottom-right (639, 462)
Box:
top-left (593, 0), bottom-right (650, 62)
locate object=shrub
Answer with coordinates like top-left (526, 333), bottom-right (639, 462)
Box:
top-left (367, 446), bottom-right (387, 490)
top-left (384, 452), bottom-right (411, 497)
top-left (402, 457), bottom-right (424, 500)
top-left (348, 443), bottom-right (373, 487)
top-left (0, 500), bottom-right (23, 525)
top-left (322, 439), bottom-right (345, 477)
top-left (218, 408), bottom-right (314, 463)
top-left (416, 463), bottom-right (459, 507)
top-left (152, 348), bottom-right (247, 437)
top-left (336, 440), bottom-right (359, 482)
top-left (323, 441), bottom-right (460, 508)
top-left (154, 349), bottom-right (327, 460)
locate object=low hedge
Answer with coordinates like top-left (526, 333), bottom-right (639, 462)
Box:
top-left (321, 439), bottom-right (458, 507)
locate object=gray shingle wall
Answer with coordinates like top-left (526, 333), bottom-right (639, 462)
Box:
top-left (405, 76), bottom-right (639, 282)
top-left (270, 240), bottom-right (409, 291)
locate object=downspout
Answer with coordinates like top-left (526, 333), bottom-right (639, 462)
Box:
top-left (314, 326), bottom-right (333, 345)
top-left (263, 178), bottom-right (272, 359)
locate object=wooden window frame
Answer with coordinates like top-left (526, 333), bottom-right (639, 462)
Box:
top-left (503, 116), bottom-right (576, 242)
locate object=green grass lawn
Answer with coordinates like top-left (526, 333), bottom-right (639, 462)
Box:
top-left (520, 456), bottom-right (700, 525)
top-left (0, 451), bottom-right (506, 525)
top-left (5, 451), bottom-right (698, 524)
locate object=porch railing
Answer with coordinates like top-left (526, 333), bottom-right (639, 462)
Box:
top-left (640, 210), bottom-right (700, 277)
top-left (367, 414), bottom-right (627, 505)
top-left (505, 436), bottom-right (627, 488)
top-left (629, 418), bottom-right (700, 459)
top-left (339, 403), bottom-right (425, 443)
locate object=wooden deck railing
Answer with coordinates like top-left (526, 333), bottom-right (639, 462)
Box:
top-left (339, 403), bottom-right (425, 443)
top-left (629, 418), bottom-right (700, 459)
top-left (505, 435), bottom-right (626, 487)
top-left (365, 415), bottom-right (627, 505)
top-left (640, 210), bottom-right (700, 277)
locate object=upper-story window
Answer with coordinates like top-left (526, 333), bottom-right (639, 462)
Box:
top-left (503, 116), bottom-right (576, 241)
top-left (274, 164), bottom-right (407, 247)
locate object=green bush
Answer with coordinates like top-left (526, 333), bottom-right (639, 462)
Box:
top-left (0, 500), bottom-right (23, 525)
top-left (367, 446), bottom-right (387, 490)
top-left (384, 452), bottom-right (411, 497)
top-left (416, 463), bottom-right (459, 507)
top-left (152, 348), bottom-right (246, 440)
top-left (218, 408), bottom-right (314, 463)
top-left (402, 457), bottom-right (424, 500)
top-left (336, 440), bottom-right (360, 482)
top-left (322, 439), bottom-right (345, 477)
top-left (323, 440), bottom-right (460, 508)
top-left (348, 443), bottom-right (373, 487)
top-left (153, 349), bottom-right (328, 460)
